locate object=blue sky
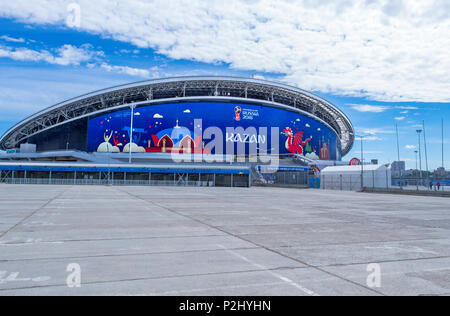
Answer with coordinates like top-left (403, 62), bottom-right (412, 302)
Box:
top-left (0, 1), bottom-right (449, 170)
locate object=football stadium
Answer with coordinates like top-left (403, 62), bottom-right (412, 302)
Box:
top-left (0, 76), bottom-right (354, 187)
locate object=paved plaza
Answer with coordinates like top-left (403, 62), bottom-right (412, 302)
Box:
top-left (0, 184), bottom-right (449, 296)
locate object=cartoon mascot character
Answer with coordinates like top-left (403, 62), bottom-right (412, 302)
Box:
top-left (282, 127), bottom-right (313, 155)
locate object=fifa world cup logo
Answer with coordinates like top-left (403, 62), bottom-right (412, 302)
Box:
top-left (234, 106), bottom-right (242, 121)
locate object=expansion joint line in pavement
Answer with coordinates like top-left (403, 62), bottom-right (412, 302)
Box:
top-left (0, 266), bottom-right (300, 294)
top-left (0, 187), bottom-right (72, 240)
top-left (115, 187), bottom-right (386, 296)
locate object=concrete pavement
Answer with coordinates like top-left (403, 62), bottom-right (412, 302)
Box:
top-left (0, 184), bottom-right (449, 296)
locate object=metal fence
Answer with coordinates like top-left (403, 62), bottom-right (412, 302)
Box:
top-left (392, 178), bottom-right (449, 192)
top-left (0, 169), bottom-right (251, 187)
top-left (258, 171), bottom-right (309, 186)
top-left (321, 174), bottom-right (363, 191)
top-left (0, 178), bottom-right (216, 187)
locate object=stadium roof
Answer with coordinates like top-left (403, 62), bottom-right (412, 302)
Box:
top-left (0, 76), bottom-right (354, 155)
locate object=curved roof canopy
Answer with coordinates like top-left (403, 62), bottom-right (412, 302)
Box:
top-left (0, 76), bottom-right (354, 155)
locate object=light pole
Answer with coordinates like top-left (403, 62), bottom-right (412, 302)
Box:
top-left (414, 150), bottom-right (419, 190)
top-left (416, 129), bottom-right (423, 184)
top-left (129, 104), bottom-right (136, 164)
top-left (442, 118), bottom-right (445, 170)
top-left (423, 120), bottom-right (429, 177)
top-left (356, 135), bottom-right (365, 190)
top-left (107, 151), bottom-right (111, 186)
top-left (396, 124), bottom-right (401, 179)
top-left (414, 150), bottom-right (418, 171)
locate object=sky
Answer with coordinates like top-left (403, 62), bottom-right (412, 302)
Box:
top-left (0, 0), bottom-right (449, 170)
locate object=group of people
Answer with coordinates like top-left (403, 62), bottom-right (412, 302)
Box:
top-left (429, 181), bottom-right (442, 191)
top-left (397, 180), bottom-right (444, 191)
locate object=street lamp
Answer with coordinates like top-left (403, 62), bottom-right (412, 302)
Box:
top-left (356, 135), bottom-right (365, 190)
top-left (414, 150), bottom-right (419, 190)
top-left (395, 124), bottom-right (402, 179)
top-left (416, 129), bottom-right (423, 183)
top-left (129, 104), bottom-right (137, 164)
top-left (414, 150), bottom-right (418, 170)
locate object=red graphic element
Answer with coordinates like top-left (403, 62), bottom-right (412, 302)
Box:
top-left (151, 135), bottom-right (159, 148)
top-left (319, 136), bottom-right (331, 160)
top-left (310, 164), bottom-right (321, 173)
top-left (349, 158), bottom-right (361, 166)
top-left (282, 127), bottom-right (312, 155)
top-left (234, 106), bottom-right (242, 121)
top-left (158, 135), bottom-right (174, 148)
top-left (145, 134), bottom-right (210, 154)
top-left (100, 121), bottom-right (103, 125)
top-left (112, 135), bottom-right (121, 146)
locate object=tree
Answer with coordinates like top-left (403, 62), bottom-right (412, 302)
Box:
top-left (305, 142), bottom-right (312, 153)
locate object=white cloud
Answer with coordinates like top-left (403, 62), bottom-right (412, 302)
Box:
top-left (153, 114), bottom-right (163, 119)
top-left (396, 106), bottom-right (419, 110)
top-left (355, 136), bottom-right (382, 141)
top-left (350, 104), bottom-right (390, 113)
top-left (100, 63), bottom-right (150, 77)
top-left (252, 75), bottom-right (265, 80)
top-left (0, 0), bottom-right (449, 102)
top-left (0, 42), bottom-right (151, 78)
top-left (0, 44), bottom-right (99, 66)
top-left (353, 150), bottom-right (383, 155)
top-left (405, 145), bottom-right (417, 149)
top-left (358, 127), bottom-right (395, 136)
top-left (349, 104), bottom-right (420, 113)
top-left (0, 35), bottom-right (25, 43)
top-left (394, 116), bottom-right (406, 120)
top-left (183, 109), bottom-right (191, 113)
top-left (54, 44), bottom-right (99, 66)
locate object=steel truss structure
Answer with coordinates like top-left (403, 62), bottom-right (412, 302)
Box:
top-left (0, 76), bottom-right (354, 155)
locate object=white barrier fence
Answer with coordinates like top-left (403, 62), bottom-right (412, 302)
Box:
top-left (321, 167), bottom-right (391, 191)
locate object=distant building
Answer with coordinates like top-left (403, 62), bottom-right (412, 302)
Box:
top-left (403, 169), bottom-right (414, 177)
top-left (436, 167), bottom-right (446, 176)
top-left (392, 161), bottom-right (406, 177)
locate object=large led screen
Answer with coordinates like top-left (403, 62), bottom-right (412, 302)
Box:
top-left (87, 102), bottom-right (339, 161)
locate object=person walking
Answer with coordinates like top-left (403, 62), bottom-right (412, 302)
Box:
top-left (429, 181), bottom-right (433, 191)
top-left (437, 181), bottom-right (441, 191)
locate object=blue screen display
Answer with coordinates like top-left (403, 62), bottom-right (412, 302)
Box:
top-left (87, 102), bottom-right (339, 161)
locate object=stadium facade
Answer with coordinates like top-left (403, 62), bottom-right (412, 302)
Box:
top-left (0, 76), bottom-right (354, 162)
